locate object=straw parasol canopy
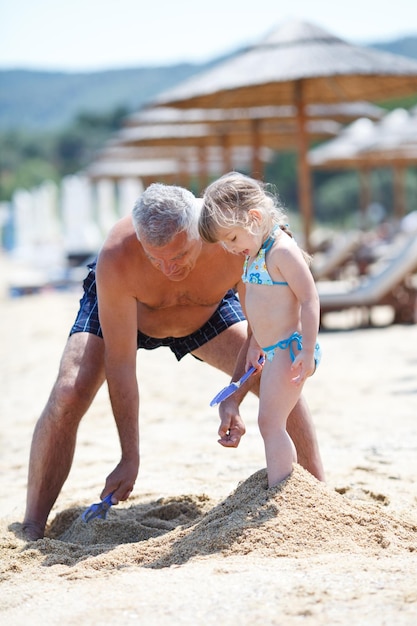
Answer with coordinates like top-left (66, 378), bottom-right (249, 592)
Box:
top-left (86, 140), bottom-right (266, 188)
top-left (361, 107), bottom-right (417, 155)
top-left (124, 102), bottom-right (384, 127)
top-left (309, 108), bottom-right (417, 218)
top-left (150, 19), bottom-right (417, 250)
top-left (116, 103), bottom-right (382, 182)
top-left (88, 102), bottom-right (382, 193)
top-left (96, 102), bottom-right (385, 186)
top-left (309, 109), bottom-right (417, 168)
top-left (114, 116), bottom-right (341, 177)
top-left (85, 110), bottom-right (340, 191)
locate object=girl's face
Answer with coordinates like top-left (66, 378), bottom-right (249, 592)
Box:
top-left (216, 225), bottom-right (263, 258)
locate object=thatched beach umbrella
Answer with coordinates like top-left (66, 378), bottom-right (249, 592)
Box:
top-left (114, 116), bottom-right (341, 183)
top-left (361, 107), bottom-right (417, 155)
top-left (119, 103), bottom-right (383, 182)
top-left (309, 109), bottom-right (417, 219)
top-left (124, 102), bottom-right (384, 128)
top-left (108, 123), bottom-right (268, 185)
top-left (85, 114), bottom-right (339, 191)
top-left (86, 136), bottom-right (267, 189)
top-left (149, 19), bottom-right (417, 250)
top-left (86, 144), bottom-right (257, 188)
top-left (90, 102), bottom-right (381, 193)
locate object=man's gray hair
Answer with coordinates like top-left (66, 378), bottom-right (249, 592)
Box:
top-left (132, 182), bottom-right (201, 246)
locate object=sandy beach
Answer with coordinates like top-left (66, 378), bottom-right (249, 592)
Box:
top-left (1, 261), bottom-right (417, 625)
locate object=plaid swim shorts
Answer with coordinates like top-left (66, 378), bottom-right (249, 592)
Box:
top-left (69, 261), bottom-right (245, 361)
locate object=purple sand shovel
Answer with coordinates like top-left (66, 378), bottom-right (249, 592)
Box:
top-left (82, 492), bottom-right (115, 522)
top-left (210, 356), bottom-right (264, 407)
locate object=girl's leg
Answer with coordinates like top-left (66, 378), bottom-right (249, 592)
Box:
top-left (194, 321), bottom-right (325, 480)
top-left (258, 351), bottom-right (302, 487)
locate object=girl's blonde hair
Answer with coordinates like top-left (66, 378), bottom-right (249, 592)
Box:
top-left (199, 171), bottom-right (311, 264)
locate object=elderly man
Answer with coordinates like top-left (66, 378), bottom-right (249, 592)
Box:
top-left (22, 182), bottom-right (324, 540)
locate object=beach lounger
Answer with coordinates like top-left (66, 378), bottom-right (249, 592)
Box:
top-left (312, 230), bottom-right (364, 280)
top-left (317, 233), bottom-right (417, 326)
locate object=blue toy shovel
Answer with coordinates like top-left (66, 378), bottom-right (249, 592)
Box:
top-left (82, 492), bottom-right (115, 523)
top-left (210, 357), bottom-right (265, 407)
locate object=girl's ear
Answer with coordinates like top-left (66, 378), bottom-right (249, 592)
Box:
top-left (248, 208), bottom-right (262, 223)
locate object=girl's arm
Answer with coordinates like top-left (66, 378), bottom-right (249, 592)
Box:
top-left (272, 240), bottom-right (320, 383)
top-left (236, 280), bottom-right (264, 372)
top-left (246, 333), bottom-right (264, 372)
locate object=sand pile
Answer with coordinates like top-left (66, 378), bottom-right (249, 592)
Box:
top-left (3, 465), bottom-right (416, 578)
top-left (2, 292), bottom-right (417, 624)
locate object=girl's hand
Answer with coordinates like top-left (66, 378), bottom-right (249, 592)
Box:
top-left (290, 352), bottom-right (315, 385)
top-left (245, 336), bottom-right (264, 372)
top-left (246, 346), bottom-right (265, 372)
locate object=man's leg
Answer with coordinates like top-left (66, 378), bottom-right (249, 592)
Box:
top-left (192, 320), bottom-right (249, 375)
top-left (286, 395), bottom-right (325, 481)
top-left (193, 321), bottom-right (325, 481)
top-left (22, 333), bottom-right (106, 540)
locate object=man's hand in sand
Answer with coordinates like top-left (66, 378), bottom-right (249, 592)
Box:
top-left (100, 457), bottom-right (139, 503)
top-left (218, 399), bottom-right (246, 447)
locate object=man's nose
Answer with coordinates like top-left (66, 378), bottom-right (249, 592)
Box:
top-left (160, 260), bottom-right (177, 275)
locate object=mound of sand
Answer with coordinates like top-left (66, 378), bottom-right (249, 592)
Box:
top-left (3, 465), bottom-right (416, 579)
top-left (2, 292), bottom-right (417, 624)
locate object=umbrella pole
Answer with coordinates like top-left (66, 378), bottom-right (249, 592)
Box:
top-left (250, 118), bottom-right (263, 179)
top-left (221, 131), bottom-right (233, 173)
top-left (359, 166), bottom-right (371, 228)
top-left (295, 81), bottom-right (313, 253)
top-left (197, 142), bottom-right (209, 194)
top-left (393, 164), bottom-right (406, 219)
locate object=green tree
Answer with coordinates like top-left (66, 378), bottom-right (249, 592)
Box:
top-left (0, 106), bottom-right (129, 201)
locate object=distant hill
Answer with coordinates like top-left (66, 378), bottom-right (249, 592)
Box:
top-left (369, 35), bottom-right (417, 60)
top-left (1, 36), bottom-right (417, 132)
top-left (0, 64), bottom-right (213, 131)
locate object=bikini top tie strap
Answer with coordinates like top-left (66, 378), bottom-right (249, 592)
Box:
top-left (260, 225), bottom-right (280, 253)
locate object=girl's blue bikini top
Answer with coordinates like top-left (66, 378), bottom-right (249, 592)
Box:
top-left (242, 229), bottom-right (289, 286)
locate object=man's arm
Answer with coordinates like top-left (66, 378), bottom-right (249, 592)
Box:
top-left (96, 251), bottom-right (140, 503)
top-left (218, 281), bottom-right (262, 447)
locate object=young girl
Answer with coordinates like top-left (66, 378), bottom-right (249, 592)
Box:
top-left (199, 171), bottom-right (321, 487)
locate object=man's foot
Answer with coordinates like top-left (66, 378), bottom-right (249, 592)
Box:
top-left (21, 520), bottom-right (45, 541)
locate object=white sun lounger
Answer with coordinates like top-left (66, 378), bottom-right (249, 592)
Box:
top-left (317, 234), bottom-right (417, 325)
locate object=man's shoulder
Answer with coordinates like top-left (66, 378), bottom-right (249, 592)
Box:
top-left (98, 219), bottom-right (143, 277)
top-left (104, 216), bottom-right (135, 244)
top-left (200, 243), bottom-right (243, 281)
top-left (203, 242), bottom-right (241, 263)
top-left (101, 217), bottom-right (139, 255)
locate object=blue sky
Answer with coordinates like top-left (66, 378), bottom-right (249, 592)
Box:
top-left (1, 0), bottom-right (417, 72)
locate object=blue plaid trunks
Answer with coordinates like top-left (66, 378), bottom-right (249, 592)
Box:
top-left (69, 261), bottom-right (245, 361)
